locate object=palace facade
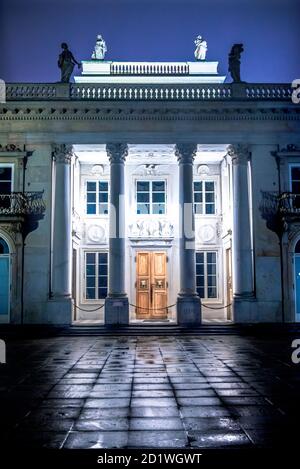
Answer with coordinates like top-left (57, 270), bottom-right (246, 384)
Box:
top-left (0, 58), bottom-right (299, 325)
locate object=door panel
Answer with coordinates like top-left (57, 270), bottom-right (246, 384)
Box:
top-left (136, 251), bottom-right (168, 319)
top-left (0, 257), bottom-right (9, 318)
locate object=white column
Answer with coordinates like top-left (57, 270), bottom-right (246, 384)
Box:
top-left (51, 144), bottom-right (72, 298)
top-left (228, 144), bottom-right (254, 319)
top-left (175, 143), bottom-right (201, 325)
top-left (105, 143), bottom-right (129, 325)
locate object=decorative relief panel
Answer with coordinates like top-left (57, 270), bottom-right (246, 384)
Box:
top-left (129, 219), bottom-right (174, 239)
top-left (196, 221), bottom-right (221, 244)
top-left (84, 220), bottom-right (108, 244)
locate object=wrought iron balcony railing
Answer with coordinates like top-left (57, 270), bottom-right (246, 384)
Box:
top-left (0, 192), bottom-right (46, 216)
top-left (279, 192), bottom-right (300, 216)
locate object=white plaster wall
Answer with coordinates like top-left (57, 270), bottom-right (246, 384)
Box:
top-left (22, 144), bottom-right (52, 323)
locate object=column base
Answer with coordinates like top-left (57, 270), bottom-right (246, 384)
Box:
top-left (105, 297), bottom-right (129, 325)
top-left (233, 295), bottom-right (257, 323)
top-left (177, 295), bottom-right (201, 326)
top-left (46, 297), bottom-right (73, 325)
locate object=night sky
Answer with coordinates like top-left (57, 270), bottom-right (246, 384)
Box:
top-left (0, 0), bottom-right (299, 83)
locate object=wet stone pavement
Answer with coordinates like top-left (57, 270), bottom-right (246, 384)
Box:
top-left (0, 334), bottom-right (299, 449)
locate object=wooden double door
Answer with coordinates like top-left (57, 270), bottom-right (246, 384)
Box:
top-left (136, 251), bottom-right (168, 319)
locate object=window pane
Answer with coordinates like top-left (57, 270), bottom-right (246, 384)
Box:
top-left (0, 182), bottom-right (12, 194)
top-left (86, 288), bottom-right (96, 299)
top-left (292, 182), bottom-right (300, 193)
top-left (152, 192), bottom-right (165, 203)
top-left (87, 204), bottom-right (96, 215)
top-left (197, 287), bottom-right (205, 298)
top-left (207, 252), bottom-right (216, 263)
top-left (98, 264), bottom-right (108, 275)
top-left (86, 253), bottom-right (96, 264)
top-left (206, 193), bottom-right (214, 203)
top-left (99, 182), bottom-right (108, 191)
top-left (194, 193), bottom-right (203, 203)
top-left (86, 276), bottom-right (95, 288)
top-left (207, 264), bottom-right (216, 275)
top-left (87, 182), bottom-right (96, 191)
top-left (208, 276), bottom-right (216, 287)
top-left (137, 203), bottom-right (150, 214)
top-left (98, 288), bottom-right (107, 299)
top-left (205, 204), bottom-right (215, 214)
top-left (194, 182), bottom-right (202, 191)
top-left (98, 253), bottom-right (108, 264)
top-left (86, 264), bottom-right (95, 275)
top-left (208, 287), bottom-right (217, 298)
top-left (196, 252), bottom-right (204, 263)
top-left (194, 204), bottom-right (203, 214)
top-left (137, 192), bottom-right (150, 203)
top-left (0, 168), bottom-right (12, 181)
top-left (137, 181), bottom-right (149, 191)
top-left (0, 238), bottom-right (9, 254)
top-left (292, 167), bottom-right (300, 180)
top-left (99, 204), bottom-right (108, 215)
top-left (87, 192), bottom-right (96, 202)
top-left (196, 264), bottom-right (204, 275)
top-left (99, 193), bottom-right (108, 202)
top-left (152, 181), bottom-right (165, 191)
top-left (98, 276), bottom-right (107, 287)
top-left (205, 182), bottom-right (214, 191)
top-left (152, 203), bottom-right (165, 215)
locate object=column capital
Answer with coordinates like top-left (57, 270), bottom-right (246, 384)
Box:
top-left (106, 143), bottom-right (128, 163)
top-left (175, 143), bottom-right (197, 164)
top-left (227, 144), bottom-right (250, 165)
top-left (52, 144), bottom-right (73, 164)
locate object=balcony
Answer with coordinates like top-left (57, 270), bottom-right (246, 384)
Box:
top-left (0, 192), bottom-right (46, 216)
top-left (279, 192), bottom-right (300, 218)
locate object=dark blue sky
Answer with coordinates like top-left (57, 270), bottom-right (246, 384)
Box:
top-left (0, 0), bottom-right (299, 83)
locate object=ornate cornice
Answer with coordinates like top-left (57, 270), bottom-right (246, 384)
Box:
top-left (106, 143), bottom-right (128, 163)
top-left (0, 105), bottom-right (299, 123)
top-left (52, 144), bottom-right (73, 164)
top-left (227, 144), bottom-right (250, 165)
top-left (175, 143), bottom-right (197, 164)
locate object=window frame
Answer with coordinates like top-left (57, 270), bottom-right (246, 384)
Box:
top-left (83, 250), bottom-right (108, 302)
top-left (135, 178), bottom-right (167, 216)
top-left (196, 250), bottom-right (218, 300)
top-left (193, 178), bottom-right (217, 216)
top-left (85, 179), bottom-right (109, 216)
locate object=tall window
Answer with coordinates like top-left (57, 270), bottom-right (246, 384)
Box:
top-left (86, 181), bottom-right (108, 215)
top-left (85, 252), bottom-right (108, 300)
top-left (196, 251), bottom-right (217, 299)
top-left (136, 180), bottom-right (166, 215)
top-left (291, 167), bottom-right (300, 193)
top-left (0, 166), bottom-right (12, 194)
top-left (194, 181), bottom-right (216, 215)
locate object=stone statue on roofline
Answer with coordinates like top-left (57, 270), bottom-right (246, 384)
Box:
top-left (58, 43), bottom-right (81, 83)
top-left (194, 35), bottom-right (207, 61)
top-left (228, 43), bottom-right (245, 83)
top-left (92, 34), bottom-right (107, 60)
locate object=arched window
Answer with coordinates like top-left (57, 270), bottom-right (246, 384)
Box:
top-left (295, 240), bottom-right (300, 253)
top-left (0, 237), bottom-right (9, 254)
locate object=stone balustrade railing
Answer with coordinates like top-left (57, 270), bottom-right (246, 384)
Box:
top-left (110, 62), bottom-right (190, 75)
top-left (3, 83), bottom-right (293, 102)
top-left (0, 192), bottom-right (46, 216)
top-left (279, 192), bottom-right (300, 216)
